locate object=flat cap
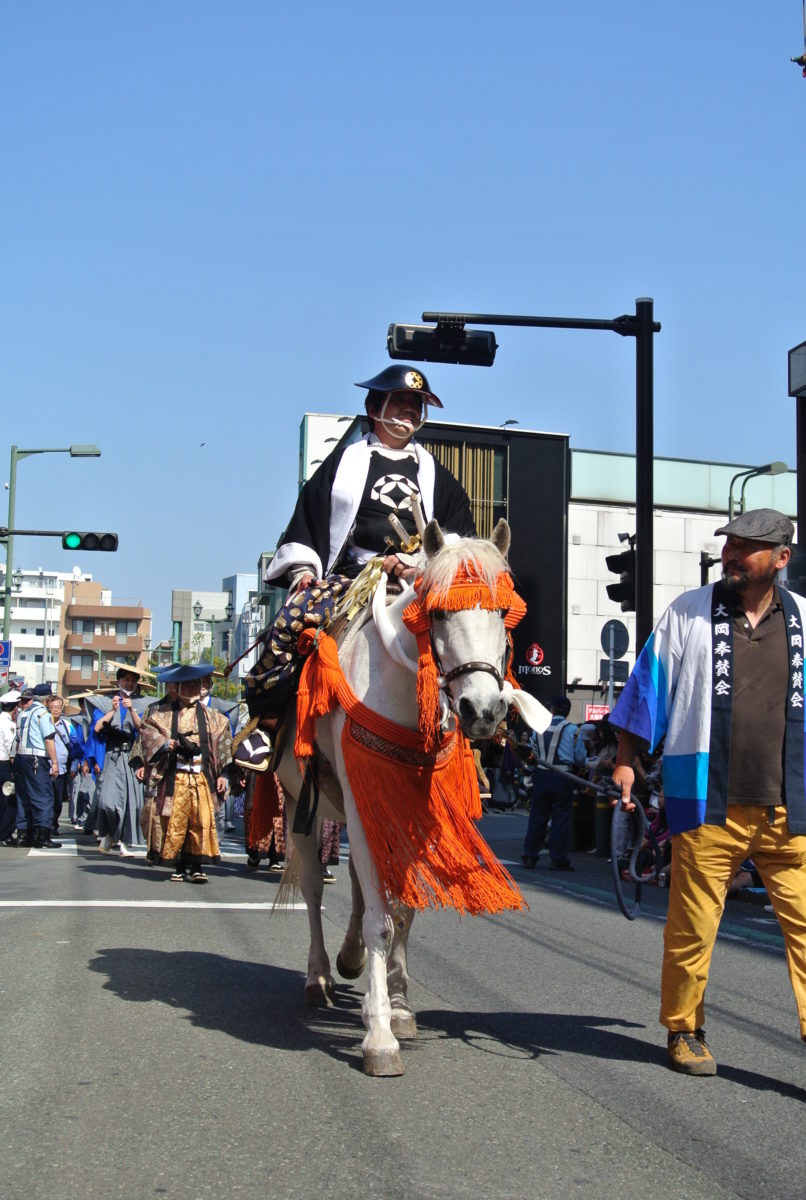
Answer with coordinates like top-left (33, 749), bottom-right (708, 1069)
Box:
top-left (714, 507), bottom-right (794, 546)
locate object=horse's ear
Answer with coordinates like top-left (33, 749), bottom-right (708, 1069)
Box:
top-left (423, 520), bottom-right (445, 559)
top-left (491, 519), bottom-right (511, 559)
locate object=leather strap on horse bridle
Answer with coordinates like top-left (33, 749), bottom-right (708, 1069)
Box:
top-left (440, 661), bottom-right (504, 688)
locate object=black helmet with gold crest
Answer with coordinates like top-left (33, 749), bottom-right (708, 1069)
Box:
top-left (354, 364), bottom-right (443, 409)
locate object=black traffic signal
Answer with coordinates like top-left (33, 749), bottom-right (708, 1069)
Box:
top-left (61, 532), bottom-right (119, 552)
top-left (387, 322), bottom-right (498, 367)
top-left (605, 546), bottom-right (636, 612)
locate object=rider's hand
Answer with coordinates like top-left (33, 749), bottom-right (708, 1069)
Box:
top-left (296, 573), bottom-right (314, 593)
top-left (611, 763), bottom-right (636, 812)
top-left (383, 554), bottom-right (415, 582)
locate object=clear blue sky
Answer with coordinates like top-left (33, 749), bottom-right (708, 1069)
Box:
top-left (2, 2), bottom-right (804, 638)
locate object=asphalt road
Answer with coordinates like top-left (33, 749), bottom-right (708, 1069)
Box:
top-left (1, 812), bottom-right (804, 1200)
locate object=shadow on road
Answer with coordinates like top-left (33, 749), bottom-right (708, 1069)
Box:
top-left (88, 947), bottom-right (365, 1068)
top-left (75, 860), bottom-right (282, 885)
top-left (415, 1008), bottom-right (655, 1064)
top-left (415, 1008), bottom-right (806, 1100)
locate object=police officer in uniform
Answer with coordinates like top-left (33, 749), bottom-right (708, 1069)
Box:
top-left (12, 685), bottom-right (61, 848)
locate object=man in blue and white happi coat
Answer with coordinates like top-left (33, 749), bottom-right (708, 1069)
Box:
top-left (610, 508), bottom-right (806, 1076)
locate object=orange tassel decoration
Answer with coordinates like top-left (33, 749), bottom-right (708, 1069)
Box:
top-left (293, 619), bottom-right (527, 916)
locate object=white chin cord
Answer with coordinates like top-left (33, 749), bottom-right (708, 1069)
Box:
top-left (375, 397), bottom-right (426, 438)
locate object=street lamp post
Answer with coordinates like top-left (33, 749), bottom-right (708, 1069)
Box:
top-left (192, 599), bottom-right (234, 662)
top-left (2, 444), bottom-right (101, 653)
top-left (727, 461), bottom-right (788, 522)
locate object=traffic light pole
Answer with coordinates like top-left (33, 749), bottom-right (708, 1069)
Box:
top-left (421, 298), bottom-right (661, 648)
top-left (634, 298), bottom-right (655, 650)
top-left (1, 443), bottom-right (101, 649)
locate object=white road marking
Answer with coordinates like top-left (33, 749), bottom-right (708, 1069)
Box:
top-left (0, 900), bottom-right (310, 910)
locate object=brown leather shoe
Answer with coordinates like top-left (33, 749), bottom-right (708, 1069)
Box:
top-left (667, 1028), bottom-right (717, 1076)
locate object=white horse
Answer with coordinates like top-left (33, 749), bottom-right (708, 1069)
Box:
top-left (275, 518), bottom-right (550, 1076)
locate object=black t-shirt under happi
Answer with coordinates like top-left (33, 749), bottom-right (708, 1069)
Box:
top-left (728, 589), bottom-right (789, 805)
top-left (350, 451), bottom-right (422, 554)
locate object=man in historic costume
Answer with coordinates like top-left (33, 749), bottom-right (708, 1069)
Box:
top-left (610, 509), bottom-right (806, 1076)
top-left (246, 364), bottom-right (475, 719)
top-left (92, 667), bottom-right (148, 857)
top-left (138, 662), bottom-right (232, 884)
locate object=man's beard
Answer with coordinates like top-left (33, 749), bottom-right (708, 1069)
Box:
top-left (721, 564), bottom-right (777, 592)
top-left (721, 568), bottom-right (748, 592)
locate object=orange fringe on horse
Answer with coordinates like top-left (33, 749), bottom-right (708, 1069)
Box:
top-left (295, 626), bottom-right (526, 916)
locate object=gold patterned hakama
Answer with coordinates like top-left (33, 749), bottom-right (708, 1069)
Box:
top-left (159, 771), bottom-right (221, 865)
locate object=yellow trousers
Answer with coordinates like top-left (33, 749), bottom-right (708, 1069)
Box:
top-left (661, 804), bottom-right (806, 1039)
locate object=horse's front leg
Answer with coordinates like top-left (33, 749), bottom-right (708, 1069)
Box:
top-left (334, 791), bottom-right (402, 1072)
top-left (285, 801), bottom-right (335, 1008)
top-left (388, 903), bottom-right (417, 1040)
top-left (336, 854), bottom-right (367, 980)
top-left (353, 843), bottom-right (402, 1075)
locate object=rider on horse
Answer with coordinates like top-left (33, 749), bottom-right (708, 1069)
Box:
top-left (245, 365), bottom-right (476, 721)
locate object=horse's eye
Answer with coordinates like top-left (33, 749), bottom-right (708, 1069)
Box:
top-left (432, 609), bottom-right (446, 621)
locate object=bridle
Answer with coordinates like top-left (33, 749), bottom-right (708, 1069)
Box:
top-left (428, 609), bottom-right (511, 715)
top-left (400, 562), bottom-right (526, 748)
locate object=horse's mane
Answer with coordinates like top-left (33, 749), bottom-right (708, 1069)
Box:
top-left (418, 535), bottom-right (507, 601)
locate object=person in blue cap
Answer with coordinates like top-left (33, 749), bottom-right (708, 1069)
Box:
top-left (11, 685), bottom-right (61, 848)
top-left (138, 662), bottom-right (232, 883)
top-left (247, 365), bottom-right (475, 719)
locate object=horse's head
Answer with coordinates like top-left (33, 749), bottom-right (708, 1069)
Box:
top-left (405, 518), bottom-right (523, 742)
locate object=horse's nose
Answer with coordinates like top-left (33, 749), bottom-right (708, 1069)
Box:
top-left (458, 695), bottom-right (506, 727)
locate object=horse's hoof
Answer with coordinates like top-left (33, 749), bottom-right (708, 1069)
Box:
top-left (305, 978), bottom-right (336, 1007)
top-left (336, 948), bottom-right (367, 980)
top-left (363, 1048), bottom-right (405, 1076)
top-left (390, 1010), bottom-right (417, 1040)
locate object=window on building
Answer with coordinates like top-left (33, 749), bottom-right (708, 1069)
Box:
top-left (34, 654), bottom-right (43, 663)
top-left (35, 627), bottom-right (44, 636)
top-left (419, 439), bottom-right (508, 538)
top-left (71, 652), bottom-right (95, 679)
top-left (115, 619), bottom-right (137, 643)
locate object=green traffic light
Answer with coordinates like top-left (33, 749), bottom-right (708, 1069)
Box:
top-left (63, 533), bottom-right (82, 549)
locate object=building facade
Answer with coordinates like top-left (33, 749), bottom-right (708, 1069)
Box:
top-left (0, 566), bottom-right (95, 688)
top-left (58, 580), bottom-right (151, 697)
